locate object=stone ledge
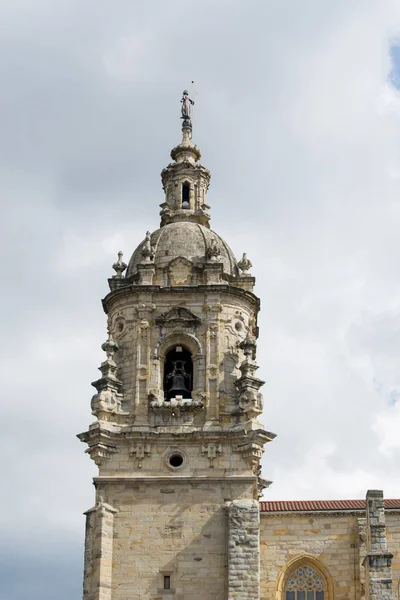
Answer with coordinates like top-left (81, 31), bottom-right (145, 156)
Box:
top-left (93, 475), bottom-right (257, 483)
top-left (102, 283), bottom-right (259, 314)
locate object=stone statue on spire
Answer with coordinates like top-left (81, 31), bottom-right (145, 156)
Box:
top-left (181, 90), bottom-right (194, 122)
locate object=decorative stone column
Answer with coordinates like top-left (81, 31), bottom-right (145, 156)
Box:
top-left (83, 498), bottom-right (117, 600)
top-left (363, 490), bottom-right (393, 600)
top-left (227, 499), bottom-right (260, 600)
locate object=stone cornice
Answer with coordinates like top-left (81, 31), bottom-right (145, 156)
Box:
top-left (78, 424), bottom-right (276, 449)
top-left (161, 160), bottom-right (209, 185)
top-left (94, 475), bottom-right (257, 484)
top-left (121, 427), bottom-right (276, 444)
top-left (102, 283), bottom-right (260, 315)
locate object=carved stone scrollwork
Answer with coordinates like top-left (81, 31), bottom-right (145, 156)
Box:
top-left (257, 474), bottom-right (272, 498)
top-left (129, 443), bottom-right (151, 468)
top-left (91, 333), bottom-right (125, 420)
top-left (149, 397), bottom-right (204, 411)
top-left (91, 389), bottom-right (122, 416)
top-left (237, 442), bottom-right (264, 479)
top-left (159, 202), bottom-right (171, 217)
top-left (149, 393), bottom-right (204, 426)
top-left (168, 257), bottom-right (193, 286)
top-left (192, 389), bottom-right (207, 404)
top-left (206, 240), bottom-right (221, 262)
top-left (134, 303), bottom-right (156, 317)
top-left (85, 443), bottom-right (118, 467)
top-left (358, 518), bottom-right (367, 547)
top-left (140, 231), bottom-right (156, 263)
top-left (234, 332), bottom-right (265, 419)
top-left (201, 444), bottom-right (222, 467)
top-left (155, 306), bottom-right (201, 337)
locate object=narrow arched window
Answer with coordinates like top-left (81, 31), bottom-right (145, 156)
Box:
top-left (285, 565), bottom-right (327, 600)
top-left (163, 346), bottom-right (193, 400)
top-left (182, 182), bottom-right (190, 208)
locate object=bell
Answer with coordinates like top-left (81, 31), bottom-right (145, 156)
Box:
top-left (167, 360), bottom-right (190, 399)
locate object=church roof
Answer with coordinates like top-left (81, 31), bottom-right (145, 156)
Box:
top-left (126, 222), bottom-right (239, 279)
top-left (259, 499), bottom-right (400, 513)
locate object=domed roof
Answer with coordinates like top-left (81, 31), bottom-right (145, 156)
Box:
top-left (126, 222), bottom-right (239, 279)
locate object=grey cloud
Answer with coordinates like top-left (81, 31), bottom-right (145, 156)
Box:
top-left (2, 0), bottom-right (400, 597)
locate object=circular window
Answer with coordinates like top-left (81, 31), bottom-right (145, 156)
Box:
top-left (168, 452), bottom-right (184, 469)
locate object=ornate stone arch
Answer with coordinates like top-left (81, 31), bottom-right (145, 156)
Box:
top-left (154, 332), bottom-right (204, 398)
top-left (277, 555), bottom-right (334, 600)
top-left (155, 332), bottom-right (203, 360)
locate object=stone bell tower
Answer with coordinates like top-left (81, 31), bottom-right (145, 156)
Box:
top-left (78, 95), bottom-right (276, 600)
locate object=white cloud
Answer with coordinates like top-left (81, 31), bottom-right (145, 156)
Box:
top-left (373, 402), bottom-right (400, 457)
top-left (266, 441), bottom-right (377, 501)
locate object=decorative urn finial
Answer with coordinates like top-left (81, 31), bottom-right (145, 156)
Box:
top-left (101, 332), bottom-right (119, 361)
top-left (112, 251), bottom-right (127, 278)
top-left (238, 253), bottom-right (252, 274)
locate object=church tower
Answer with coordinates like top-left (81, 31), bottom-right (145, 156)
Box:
top-left (78, 94), bottom-right (276, 600)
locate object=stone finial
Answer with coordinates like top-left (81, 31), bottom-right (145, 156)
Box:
top-left (140, 231), bottom-right (155, 263)
top-left (112, 251), bottom-right (127, 278)
top-left (206, 240), bottom-right (221, 262)
top-left (90, 333), bottom-right (123, 419)
top-left (239, 331), bottom-right (257, 361)
top-left (238, 252), bottom-right (252, 274)
top-left (101, 332), bottom-right (119, 361)
top-left (235, 331), bottom-right (264, 419)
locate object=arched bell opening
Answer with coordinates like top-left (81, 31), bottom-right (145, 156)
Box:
top-left (181, 181), bottom-right (190, 209)
top-left (163, 345), bottom-right (193, 400)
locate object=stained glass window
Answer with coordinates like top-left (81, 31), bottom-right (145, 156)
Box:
top-left (285, 565), bottom-right (326, 600)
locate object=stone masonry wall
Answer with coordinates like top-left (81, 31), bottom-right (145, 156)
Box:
top-left (103, 479), bottom-right (253, 600)
top-left (260, 513), bottom-right (359, 600)
top-left (387, 513), bottom-right (400, 599)
top-left (260, 510), bottom-right (400, 600)
top-left (228, 499), bottom-right (260, 600)
top-left (83, 500), bottom-right (117, 600)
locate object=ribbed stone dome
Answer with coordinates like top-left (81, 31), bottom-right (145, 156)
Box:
top-left (126, 222), bottom-right (239, 279)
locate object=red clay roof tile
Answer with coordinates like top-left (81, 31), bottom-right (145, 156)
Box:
top-left (259, 499), bottom-right (400, 512)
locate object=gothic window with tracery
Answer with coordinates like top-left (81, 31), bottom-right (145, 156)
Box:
top-left (285, 565), bottom-right (326, 600)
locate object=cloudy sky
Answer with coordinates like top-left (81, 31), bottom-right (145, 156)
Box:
top-left (2, 0), bottom-right (400, 598)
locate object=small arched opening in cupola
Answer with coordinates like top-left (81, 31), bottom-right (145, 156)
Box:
top-left (181, 181), bottom-right (190, 208)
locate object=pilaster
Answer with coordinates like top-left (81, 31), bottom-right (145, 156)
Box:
top-left (83, 498), bottom-right (117, 600)
top-left (363, 490), bottom-right (394, 600)
top-left (227, 499), bottom-right (260, 600)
